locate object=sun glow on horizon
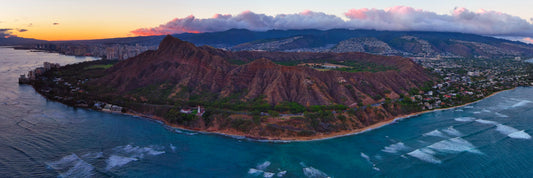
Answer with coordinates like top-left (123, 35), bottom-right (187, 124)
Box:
top-left (1, 0), bottom-right (533, 41)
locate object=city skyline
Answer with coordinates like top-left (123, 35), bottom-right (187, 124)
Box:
top-left (1, 0), bottom-right (533, 41)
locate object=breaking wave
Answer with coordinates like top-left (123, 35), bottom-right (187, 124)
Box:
top-left (423, 130), bottom-right (448, 138)
top-left (248, 161), bottom-right (287, 177)
top-left (442, 127), bottom-right (463, 137)
top-left (475, 119), bottom-right (499, 125)
top-left (407, 148), bottom-right (441, 164)
top-left (382, 142), bottom-right (410, 154)
top-left (361, 152), bottom-right (380, 171)
top-left (105, 155), bottom-right (138, 170)
top-left (507, 130), bottom-right (532, 139)
top-left (45, 153), bottom-right (94, 177)
top-left (454, 117), bottom-right (476, 122)
top-left (427, 137), bottom-right (482, 154)
top-left (256, 161), bottom-right (271, 170)
top-left (302, 166), bottom-right (329, 178)
top-left (113, 144), bottom-right (165, 158)
top-left (495, 124), bottom-right (531, 139)
top-left (511, 100), bottom-right (532, 108)
top-left (494, 112), bottom-right (509, 118)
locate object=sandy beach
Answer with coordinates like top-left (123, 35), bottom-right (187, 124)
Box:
top-left (118, 88), bottom-right (513, 142)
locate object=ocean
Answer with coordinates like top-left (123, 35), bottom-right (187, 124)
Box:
top-left (1, 47), bottom-right (533, 177)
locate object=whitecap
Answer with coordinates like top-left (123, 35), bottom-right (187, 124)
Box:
top-left (423, 130), bottom-right (448, 138)
top-left (475, 119), bottom-right (499, 125)
top-left (360, 152), bottom-right (380, 171)
top-left (276, 171), bottom-right (287, 177)
top-left (508, 130), bottom-right (532, 139)
top-left (105, 155), bottom-right (138, 170)
top-left (46, 153), bottom-right (94, 177)
top-left (58, 157), bottom-right (94, 178)
top-left (360, 152), bottom-right (370, 161)
top-left (455, 109), bottom-right (464, 112)
top-left (114, 145), bottom-right (165, 158)
top-left (494, 112), bottom-right (509, 118)
top-left (442, 127), bottom-right (463, 137)
top-left (473, 111), bottom-right (481, 114)
top-left (427, 137), bottom-right (482, 154)
top-left (407, 148), bottom-right (441, 164)
top-left (302, 167), bottom-right (329, 178)
top-left (82, 152), bottom-right (103, 159)
top-left (46, 153), bottom-right (80, 170)
top-left (248, 168), bottom-right (264, 175)
top-left (511, 100), bottom-right (532, 108)
top-left (454, 117), bottom-right (476, 122)
top-left (264, 172), bottom-right (275, 178)
top-left (494, 124), bottom-right (531, 139)
top-left (381, 142), bottom-right (410, 154)
top-left (256, 161), bottom-right (271, 170)
top-left (169, 144), bottom-right (176, 152)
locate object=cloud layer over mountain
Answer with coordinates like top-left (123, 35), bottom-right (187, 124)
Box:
top-left (131, 6), bottom-right (533, 38)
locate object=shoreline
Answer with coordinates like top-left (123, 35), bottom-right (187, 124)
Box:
top-left (113, 88), bottom-right (514, 142)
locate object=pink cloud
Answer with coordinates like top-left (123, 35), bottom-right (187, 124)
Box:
top-left (130, 6), bottom-right (533, 38)
top-left (524, 37), bottom-right (533, 43)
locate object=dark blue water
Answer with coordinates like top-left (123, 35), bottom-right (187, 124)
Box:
top-left (2, 47), bottom-right (533, 177)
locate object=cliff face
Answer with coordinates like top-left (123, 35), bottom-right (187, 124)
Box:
top-left (95, 35), bottom-right (433, 106)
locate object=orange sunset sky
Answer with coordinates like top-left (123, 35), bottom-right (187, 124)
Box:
top-left (1, 0), bottom-right (532, 41)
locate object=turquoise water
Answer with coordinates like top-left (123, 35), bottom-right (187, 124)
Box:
top-left (1, 47), bottom-right (533, 177)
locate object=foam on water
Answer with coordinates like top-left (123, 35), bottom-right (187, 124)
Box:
top-left (407, 148), bottom-right (441, 164)
top-left (114, 144), bottom-right (165, 158)
top-left (475, 119), bottom-right (499, 125)
top-left (46, 153), bottom-right (80, 170)
top-left (59, 158), bottom-right (94, 178)
top-left (257, 161), bottom-right (271, 170)
top-left (423, 130), bottom-right (448, 138)
top-left (494, 124), bottom-right (531, 139)
top-left (508, 130), bottom-right (532, 139)
top-left (427, 137), bottom-right (482, 154)
top-left (82, 152), bottom-right (103, 159)
top-left (361, 152), bottom-right (380, 171)
top-left (495, 124), bottom-right (519, 135)
top-left (442, 127), bottom-right (463, 137)
top-left (276, 171), bottom-right (287, 177)
top-left (360, 152), bottom-right (370, 161)
top-left (495, 112), bottom-right (509, 118)
top-left (454, 117), bottom-right (476, 122)
top-left (381, 142), bottom-right (410, 154)
top-left (511, 100), bottom-right (532, 108)
top-left (46, 153), bottom-right (94, 177)
top-left (248, 168), bottom-right (264, 175)
top-left (302, 167), bottom-right (329, 178)
top-left (263, 172), bottom-right (275, 178)
top-left (169, 144), bottom-right (176, 152)
top-left (105, 155), bottom-right (138, 170)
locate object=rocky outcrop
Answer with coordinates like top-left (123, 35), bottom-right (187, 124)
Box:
top-left (95, 35), bottom-right (433, 106)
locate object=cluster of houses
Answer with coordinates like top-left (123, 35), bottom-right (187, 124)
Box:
top-left (94, 102), bottom-right (123, 113)
top-left (19, 62), bottom-right (60, 84)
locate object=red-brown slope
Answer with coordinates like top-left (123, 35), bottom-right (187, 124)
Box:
top-left (95, 35), bottom-right (433, 106)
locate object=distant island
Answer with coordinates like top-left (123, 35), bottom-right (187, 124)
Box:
top-left (20, 35), bottom-right (533, 140)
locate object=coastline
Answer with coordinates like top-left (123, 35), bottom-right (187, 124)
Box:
top-left (115, 88), bottom-right (514, 142)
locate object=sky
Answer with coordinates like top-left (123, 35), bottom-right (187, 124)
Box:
top-left (1, 0), bottom-right (533, 41)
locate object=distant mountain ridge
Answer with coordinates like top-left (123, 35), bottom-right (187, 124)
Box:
top-left (5, 29), bottom-right (533, 59)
